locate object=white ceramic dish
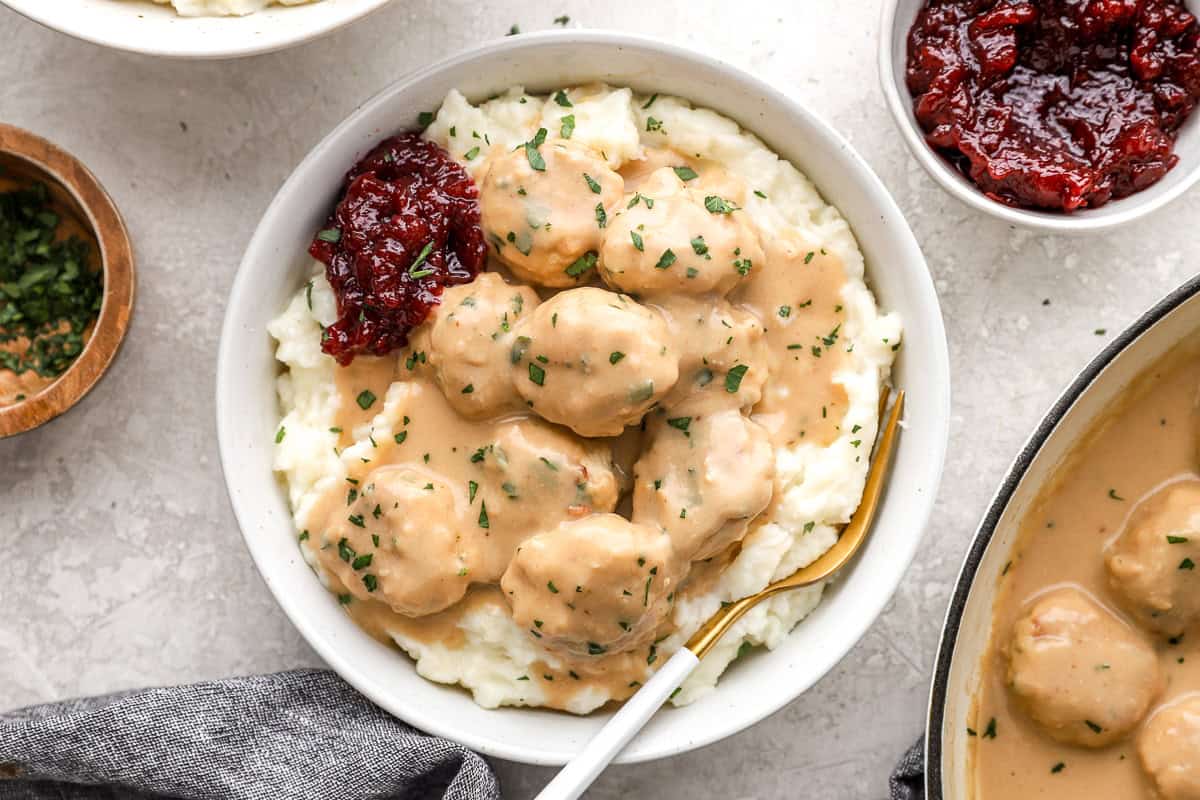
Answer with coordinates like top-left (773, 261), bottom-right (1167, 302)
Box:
top-left (217, 30), bottom-right (951, 765)
top-left (0, 0), bottom-right (390, 59)
top-left (926, 274), bottom-right (1200, 798)
top-left (878, 0), bottom-right (1200, 233)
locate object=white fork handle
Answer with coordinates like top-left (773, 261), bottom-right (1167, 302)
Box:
top-left (534, 648), bottom-right (700, 800)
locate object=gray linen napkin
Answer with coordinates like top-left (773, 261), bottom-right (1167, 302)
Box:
top-left (0, 669), bottom-right (501, 800)
top-left (890, 739), bottom-right (923, 800)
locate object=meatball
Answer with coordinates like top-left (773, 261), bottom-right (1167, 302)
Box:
top-left (1007, 586), bottom-right (1162, 747)
top-left (479, 137), bottom-right (623, 288)
top-left (315, 466), bottom-right (475, 617)
top-left (632, 409), bottom-right (774, 561)
top-left (470, 418), bottom-right (620, 579)
top-left (1107, 481), bottom-right (1200, 637)
top-left (509, 287), bottom-right (679, 437)
top-left (1139, 695), bottom-right (1200, 800)
top-left (500, 514), bottom-right (682, 657)
top-left (599, 166), bottom-right (764, 296)
top-left (426, 273), bottom-right (540, 419)
top-left (652, 295), bottom-right (768, 410)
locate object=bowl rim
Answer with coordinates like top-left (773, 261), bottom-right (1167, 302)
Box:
top-left (0, 0), bottom-right (392, 60)
top-left (0, 123), bottom-right (136, 439)
top-left (877, 0), bottom-right (1200, 233)
top-left (218, 28), bottom-right (951, 764)
top-left (923, 271), bottom-right (1200, 797)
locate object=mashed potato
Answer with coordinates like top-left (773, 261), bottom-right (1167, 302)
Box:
top-left (271, 85), bottom-right (901, 712)
top-left (150, 0), bottom-right (317, 16)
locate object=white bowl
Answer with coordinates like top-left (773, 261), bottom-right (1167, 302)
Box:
top-left (926, 274), bottom-right (1200, 797)
top-left (217, 30), bottom-right (951, 765)
top-left (1, 0), bottom-right (390, 59)
top-left (879, 0), bottom-right (1200, 233)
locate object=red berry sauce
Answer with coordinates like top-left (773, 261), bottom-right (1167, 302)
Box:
top-left (906, 0), bottom-right (1200, 211)
top-left (309, 133), bottom-right (486, 364)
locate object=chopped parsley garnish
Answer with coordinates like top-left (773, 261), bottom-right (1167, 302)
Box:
top-left (356, 390), bottom-right (376, 410)
top-left (463, 146), bottom-right (480, 160)
top-left (553, 89), bottom-right (573, 107)
top-left (1107, 488), bottom-right (1124, 501)
top-left (352, 553), bottom-right (373, 570)
top-left (641, 93), bottom-right (658, 109)
top-left (560, 114), bottom-right (575, 139)
top-left (417, 111), bottom-right (435, 128)
top-left (477, 502), bottom-right (489, 529)
top-left (725, 364), bottom-right (748, 393)
top-left (587, 642), bottom-right (606, 655)
top-left (672, 166), bottom-right (698, 182)
top-left (547, 580), bottom-right (560, 594)
top-left (655, 249), bottom-right (676, 270)
top-left (609, 351), bottom-right (625, 365)
top-left (704, 195), bottom-right (737, 214)
top-left (362, 574), bottom-right (378, 592)
top-left (528, 362), bottom-right (546, 386)
top-left (630, 230), bottom-right (644, 251)
top-left (468, 480), bottom-right (479, 503)
top-left (1084, 720), bottom-right (1102, 734)
top-left (565, 250), bottom-right (597, 277)
top-left (408, 241), bottom-right (435, 278)
top-left (1181, 558), bottom-right (1196, 570)
top-left (667, 417), bottom-right (691, 432)
top-left (629, 381), bottom-right (655, 403)
top-left (595, 203), bottom-right (607, 229)
top-left (316, 228), bottom-right (341, 243)
top-left (1051, 762), bottom-right (1065, 774)
top-left (584, 173), bottom-right (602, 193)
top-left (982, 718), bottom-right (997, 739)
top-left (394, 431), bottom-right (407, 445)
top-left (524, 127), bottom-right (548, 171)
top-left (275, 426), bottom-right (286, 444)
top-left (690, 235), bottom-right (708, 255)
top-left (1169, 535), bottom-right (1190, 544)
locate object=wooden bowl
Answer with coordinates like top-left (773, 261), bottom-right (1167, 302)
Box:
top-left (0, 124), bottom-right (135, 438)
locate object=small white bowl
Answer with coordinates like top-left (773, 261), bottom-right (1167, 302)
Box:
top-left (879, 0), bottom-right (1200, 233)
top-left (0, 0), bottom-right (390, 59)
top-left (217, 30), bottom-right (951, 765)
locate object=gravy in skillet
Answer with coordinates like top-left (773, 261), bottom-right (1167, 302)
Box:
top-left (974, 340), bottom-right (1200, 798)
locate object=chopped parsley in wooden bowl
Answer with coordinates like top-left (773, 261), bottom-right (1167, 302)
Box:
top-left (0, 181), bottom-right (103, 405)
top-left (0, 124), bottom-right (134, 438)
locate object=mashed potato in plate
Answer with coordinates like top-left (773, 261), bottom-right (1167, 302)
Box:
top-left (270, 85), bottom-right (901, 713)
top-left (150, 0), bottom-right (316, 16)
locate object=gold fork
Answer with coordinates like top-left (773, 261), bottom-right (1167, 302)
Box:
top-left (535, 389), bottom-right (906, 800)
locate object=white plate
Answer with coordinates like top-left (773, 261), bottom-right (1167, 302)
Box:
top-left (216, 30), bottom-right (951, 765)
top-left (878, 0), bottom-right (1200, 233)
top-left (1, 0), bottom-right (390, 59)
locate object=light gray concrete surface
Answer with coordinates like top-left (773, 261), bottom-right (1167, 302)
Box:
top-left (2, 1), bottom-right (1197, 798)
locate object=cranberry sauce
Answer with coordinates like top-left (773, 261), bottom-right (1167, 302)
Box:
top-left (906, 0), bottom-right (1200, 211)
top-left (309, 133), bottom-right (487, 364)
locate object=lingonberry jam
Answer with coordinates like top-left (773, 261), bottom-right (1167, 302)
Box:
top-left (310, 133), bottom-right (486, 364)
top-left (906, 0), bottom-right (1200, 212)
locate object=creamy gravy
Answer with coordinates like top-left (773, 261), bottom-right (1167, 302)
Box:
top-left (299, 144), bottom-right (853, 711)
top-left (974, 340), bottom-right (1200, 798)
